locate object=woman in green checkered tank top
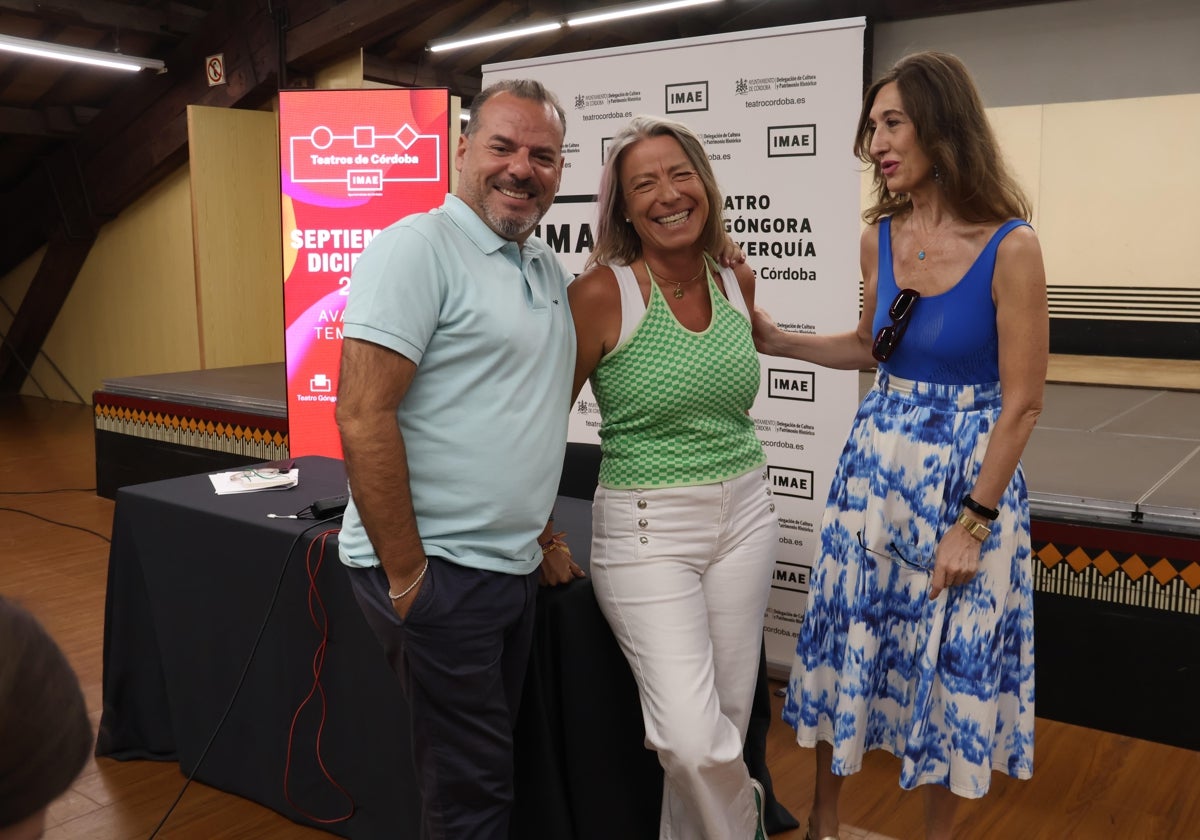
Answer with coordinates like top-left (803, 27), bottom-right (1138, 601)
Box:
top-left (564, 115), bottom-right (780, 840)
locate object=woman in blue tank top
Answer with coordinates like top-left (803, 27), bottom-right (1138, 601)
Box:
top-left (754, 52), bottom-right (1048, 840)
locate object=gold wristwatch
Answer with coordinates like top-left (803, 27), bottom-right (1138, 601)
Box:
top-left (957, 511), bottom-right (991, 541)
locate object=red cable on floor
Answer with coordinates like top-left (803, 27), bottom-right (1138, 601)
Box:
top-left (284, 527), bottom-right (355, 824)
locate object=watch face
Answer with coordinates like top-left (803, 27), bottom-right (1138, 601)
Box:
top-left (958, 512), bottom-right (989, 539)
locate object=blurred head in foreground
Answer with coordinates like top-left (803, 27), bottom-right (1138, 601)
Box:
top-left (0, 596), bottom-right (92, 840)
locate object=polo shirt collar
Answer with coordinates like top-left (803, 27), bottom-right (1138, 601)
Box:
top-left (442, 194), bottom-right (518, 257)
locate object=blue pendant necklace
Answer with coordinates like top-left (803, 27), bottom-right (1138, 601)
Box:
top-left (914, 221), bottom-right (946, 262)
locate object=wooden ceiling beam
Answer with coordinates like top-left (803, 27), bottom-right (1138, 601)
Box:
top-left (285, 0), bottom-right (429, 72)
top-left (0, 0), bottom-right (205, 37)
top-left (377, 0), bottom-right (495, 59)
top-left (0, 0), bottom-right (281, 275)
top-left (0, 104), bottom-right (98, 137)
top-left (82, 5), bottom-right (280, 216)
top-left (0, 0), bottom-right (282, 393)
top-left (361, 54), bottom-right (482, 99)
top-left (0, 227), bottom-right (95, 395)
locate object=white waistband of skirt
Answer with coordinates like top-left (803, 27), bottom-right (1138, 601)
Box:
top-left (874, 369), bottom-right (1002, 411)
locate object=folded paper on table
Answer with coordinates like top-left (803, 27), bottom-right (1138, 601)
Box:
top-left (209, 468), bottom-right (299, 495)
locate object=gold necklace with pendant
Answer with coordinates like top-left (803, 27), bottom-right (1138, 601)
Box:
top-left (645, 259), bottom-right (706, 299)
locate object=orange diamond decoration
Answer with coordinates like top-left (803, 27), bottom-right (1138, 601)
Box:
top-left (1092, 551), bottom-right (1120, 578)
top-left (1065, 547), bottom-right (1092, 573)
top-left (1037, 543), bottom-right (1064, 568)
top-left (1122, 554), bottom-right (1149, 581)
top-left (1149, 558), bottom-right (1177, 586)
top-left (1179, 563), bottom-right (1200, 591)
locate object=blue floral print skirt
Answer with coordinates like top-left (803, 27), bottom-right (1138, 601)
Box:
top-left (783, 371), bottom-right (1035, 798)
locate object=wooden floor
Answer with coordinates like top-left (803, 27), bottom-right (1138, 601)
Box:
top-left (3, 392), bottom-right (1199, 840)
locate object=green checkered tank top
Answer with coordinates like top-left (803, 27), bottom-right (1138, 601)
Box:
top-left (591, 260), bottom-right (766, 489)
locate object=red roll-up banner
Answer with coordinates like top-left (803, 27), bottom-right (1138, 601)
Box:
top-left (280, 88), bottom-right (450, 457)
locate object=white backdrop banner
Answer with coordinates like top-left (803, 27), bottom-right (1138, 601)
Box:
top-left (485, 18), bottom-right (865, 672)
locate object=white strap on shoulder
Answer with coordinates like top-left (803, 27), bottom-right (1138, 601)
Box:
top-left (717, 262), bottom-right (750, 319)
top-left (609, 263), bottom-right (646, 351)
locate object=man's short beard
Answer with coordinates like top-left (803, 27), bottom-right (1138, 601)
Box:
top-left (484, 205), bottom-right (543, 240)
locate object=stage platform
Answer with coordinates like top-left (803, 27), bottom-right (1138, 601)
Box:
top-left (93, 361), bottom-right (1200, 527)
top-left (93, 363), bottom-right (289, 499)
top-left (1028, 383), bottom-right (1199, 534)
top-left (93, 360), bottom-right (1199, 748)
top-left (851, 371), bottom-right (1200, 539)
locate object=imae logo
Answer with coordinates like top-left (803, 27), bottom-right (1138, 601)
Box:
top-left (665, 81), bottom-right (708, 114)
top-left (347, 170), bottom-right (384, 193)
top-left (767, 465), bottom-right (814, 500)
top-left (771, 560), bottom-right (811, 593)
top-left (767, 124), bottom-right (816, 157)
top-left (768, 368), bottom-right (814, 402)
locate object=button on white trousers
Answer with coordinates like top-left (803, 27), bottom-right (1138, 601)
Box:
top-left (591, 467), bottom-right (780, 840)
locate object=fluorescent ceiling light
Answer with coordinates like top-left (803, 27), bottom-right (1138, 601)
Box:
top-left (0, 33), bottom-right (165, 72)
top-left (427, 0), bottom-right (722, 53)
top-left (428, 21), bottom-right (563, 53)
top-left (568, 0), bottom-right (721, 27)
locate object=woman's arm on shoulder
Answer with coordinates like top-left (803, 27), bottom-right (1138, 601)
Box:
top-left (752, 224), bottom-right (878, 369)
top-left (568, 265), bottom-right (622, 401)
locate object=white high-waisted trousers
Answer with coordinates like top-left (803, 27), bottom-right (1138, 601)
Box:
top-left (591, 466), bottom-right (780, 840)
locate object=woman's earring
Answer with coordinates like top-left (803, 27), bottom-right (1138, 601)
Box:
top-left (933, 163), bottom-right (942, 184)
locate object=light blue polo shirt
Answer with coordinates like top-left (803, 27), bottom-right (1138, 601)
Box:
top-left (338, 194), bottom-right (575, 575)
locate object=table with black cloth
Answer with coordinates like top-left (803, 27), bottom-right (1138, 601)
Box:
top-left (99, 453), bottom-right (793, 838)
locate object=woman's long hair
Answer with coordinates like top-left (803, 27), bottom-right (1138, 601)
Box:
top-left (856, 51), bottom-right (1031, 224)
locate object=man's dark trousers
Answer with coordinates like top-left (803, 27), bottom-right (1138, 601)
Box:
top-left (348, 556), bottom-right (539, 840)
